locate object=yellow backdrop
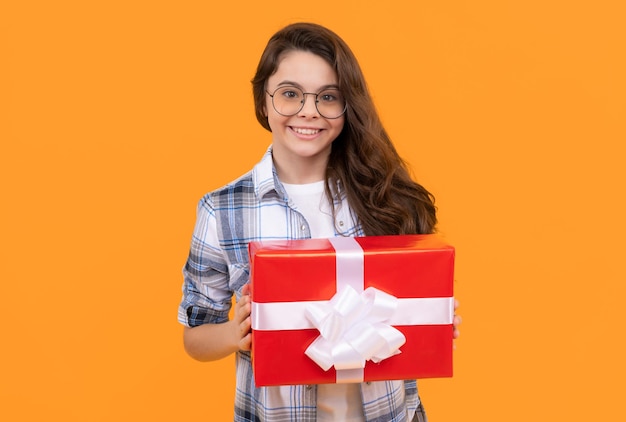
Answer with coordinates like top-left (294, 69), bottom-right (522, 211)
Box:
top-left (2, 1), bottom-right (625, 420)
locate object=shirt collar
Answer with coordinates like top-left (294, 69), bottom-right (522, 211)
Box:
top-left (252, 145), bottom-right (350, 204)
top-left (253, 145), bottom-right (287, 200)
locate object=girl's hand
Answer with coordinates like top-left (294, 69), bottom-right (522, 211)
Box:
top-left (232, 284), bottom-right (252, 351)
top-left (453, 299), bottom-right (462, 343)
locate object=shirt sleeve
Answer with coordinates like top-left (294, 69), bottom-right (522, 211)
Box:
top-left (178, 195), bottom-right (233, 327)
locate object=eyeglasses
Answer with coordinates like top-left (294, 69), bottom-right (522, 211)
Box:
top-left (266, 86), bottom-right (347, 119)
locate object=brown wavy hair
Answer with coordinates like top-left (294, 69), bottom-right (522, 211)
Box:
top-left (251, 22), bottom-right (437, 235)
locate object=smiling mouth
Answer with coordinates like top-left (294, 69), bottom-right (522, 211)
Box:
top-left (291, 127), bottom-right (321, 135)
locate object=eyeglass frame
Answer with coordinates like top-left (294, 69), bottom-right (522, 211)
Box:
top-left (265, 86), bottom-right (348, 119)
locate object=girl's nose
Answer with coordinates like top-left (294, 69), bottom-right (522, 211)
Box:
top-left (298, 93), bottom-right (320, 117)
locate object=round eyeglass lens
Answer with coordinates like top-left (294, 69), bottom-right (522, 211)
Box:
top-left (271, 86), bottom-right (346, 119)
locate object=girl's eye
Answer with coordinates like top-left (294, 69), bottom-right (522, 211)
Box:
top-left (319, 91), bottom-right (341, 103)
top-left (279, 88), bottom-right (301, 100)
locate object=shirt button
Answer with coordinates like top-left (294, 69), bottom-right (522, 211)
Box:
top-left (339, 221), bottom-right (344, 226)
top-left (301, 224), bottom-right (306, 231)
top-left (306, 385), bottom-right (312, 390)
top-left (366, 382), bottom-right (371, 385)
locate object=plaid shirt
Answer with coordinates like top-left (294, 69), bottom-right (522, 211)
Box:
top-left (178, 147), bottom-right (423, 421)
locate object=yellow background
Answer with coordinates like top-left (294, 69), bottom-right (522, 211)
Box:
top-left (2, 1), bottom-right (625, 420)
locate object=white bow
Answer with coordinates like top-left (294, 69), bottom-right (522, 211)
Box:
top-left (304, 286), bottom-right (407, 371)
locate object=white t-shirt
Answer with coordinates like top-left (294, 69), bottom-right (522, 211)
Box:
top-left (282, 181), bottom-right (365, 421)
top-left (282, 180), bottom-right (336, 238)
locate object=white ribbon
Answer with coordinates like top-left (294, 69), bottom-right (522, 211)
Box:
top-left (251, 297), bottom-right (454, 330)
top-left (304, 285), bottom-right (407, 372)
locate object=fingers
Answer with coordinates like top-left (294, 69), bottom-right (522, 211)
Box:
top-left (453, 300), bottom-right (461, 341)
top-left (234, 288), bottom-right (251, 322)
top-left (239, 332), bottom-right (252, 351)
top-left (237, 315), bottom-right (252, 350)
top-left (234, 284), bottom-right (252, 350)
top-left (241, 283), bottom-right (250, 295)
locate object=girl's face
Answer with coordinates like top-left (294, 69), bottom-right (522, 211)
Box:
top-left (265, 50), bottom-right (345, 182)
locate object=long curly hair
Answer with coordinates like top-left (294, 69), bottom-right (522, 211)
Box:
top-left (251, 22), bottom-right (437, 235)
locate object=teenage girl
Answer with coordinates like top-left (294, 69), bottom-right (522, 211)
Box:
top-left (179, 22), bottom-right (461, 422)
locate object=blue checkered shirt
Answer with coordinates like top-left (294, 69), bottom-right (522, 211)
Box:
top-left (178, 147), bottom-right (422, 421)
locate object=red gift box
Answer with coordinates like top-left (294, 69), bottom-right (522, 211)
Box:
top-left (249, 234), bottom-right (455, 387)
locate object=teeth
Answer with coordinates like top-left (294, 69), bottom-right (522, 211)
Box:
top-left (293, 127), bottom-right (320, 135)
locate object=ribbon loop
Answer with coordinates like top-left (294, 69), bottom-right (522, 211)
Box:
top-left (304, 285), bottom-right (406, 372)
